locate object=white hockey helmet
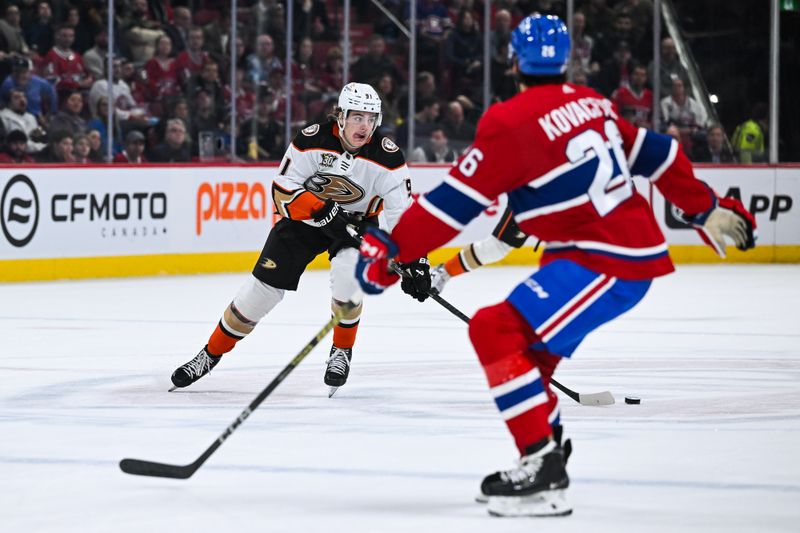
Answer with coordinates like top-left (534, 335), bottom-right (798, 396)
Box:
top-left (337, 82), bottom-right (382, 133)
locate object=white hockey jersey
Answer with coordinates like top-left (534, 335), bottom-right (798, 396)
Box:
top-left (272, 120), bottom-right (412, 230)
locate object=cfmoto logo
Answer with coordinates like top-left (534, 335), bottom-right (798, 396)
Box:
top-left (1, 174), bottom-right (40, 247)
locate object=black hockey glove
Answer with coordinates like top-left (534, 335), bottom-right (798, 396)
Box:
top-left (399, 258), bottom-right (432, 303)
top-left (312, 199), bottom-right (359, 245)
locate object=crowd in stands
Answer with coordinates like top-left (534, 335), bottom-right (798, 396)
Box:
top-left (0, 0), bottom-right (767, 165)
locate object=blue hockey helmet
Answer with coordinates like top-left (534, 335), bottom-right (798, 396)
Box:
top-left (510, 14), bottom-right (571, 76)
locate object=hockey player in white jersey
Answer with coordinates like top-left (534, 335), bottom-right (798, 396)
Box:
top-left (171, 83), bottom-right (431, 394)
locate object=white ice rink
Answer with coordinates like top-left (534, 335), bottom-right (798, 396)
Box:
top-left (1, 265), bottom-right (799, 532)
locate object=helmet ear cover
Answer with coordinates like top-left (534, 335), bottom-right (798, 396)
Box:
top-left (509, 14), bottom-right (571, 76)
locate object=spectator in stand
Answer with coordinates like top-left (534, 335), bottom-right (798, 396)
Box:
top-left (87, 97), bottom-right (123, 157)
top-left (410, 125), bottom-right (457, 163)
top-left (582, 0), bottom-right (614, 37)
top-left (41, 25), bottom-right (93, 99)
top-left (37, 129), bottom-right (75, 163)
top-left (246, 33), bottom-right (283, 84)
top-left (692, 124), bottom-right (734, 163)
top-left (0, 129), bottom-right (34, 163)
top-left (570, 11), bottom-right (595, 78)
top-left (593, 13), bottom-right (638, 67)
top-left (0, 57), bottom-right (57, 119)
top-left (395, 96), bottom-right (440, 150)
top-left (319, 46), bottom-right (344, 100)
top-left (660, 77), bottom-right (707, 153)
top-left (731, 102), bottom-right (768, 164)
top-left (491, 9), bottom-right (513, 57)
top-left (0, 5), bottom-right (31, 58)
top-left (188, 90), bottom-right (224, 157)
top-left (0, 88), bottom-right (46, 153)
top-left (202, 9), bottom-right (231, 63)
top-left (145, 35), bottom-right (181, 105)
top-left (228, 68), bottom-right (257, 121)
top-left (83, 29), bottom-right (109, 80)
top-left (351, 34), bottom-right (404, 87)
top-left (441, 99), bottom-right (476, 153)
top-left (398, 70), bottom-right (437, 116)
top-left (291, 37), bottom-right (323, 107)
top-left (72, 133), bottom-right (92, 163)
top-left (612, 64), bottom-right (653, 128)
top-left (163, 6), bottom-right (192, 54)
top-left (648, 37), bottom-right (688, 98)
top-left (376, 73), bottom-right (400, 135)
top-left (445, 8), bottom-right (483, 100)
top-left (594, 40), bottom-right (635, 97)
top-left (119, 0), bottom-right (165, 63)
top-left (221, 35), bottom-right (248, 84)
top-left (491, 36), bottom-right (516, 102)
top-left (613, 0), bottom-right (653, 54)
top-left (238, 89), bottom-right (283, 161)
top-left (88, 59), bottom-right (144, 123)
top-left (113, 130), bottom-right (147, 163)
top-left (293, 0), bottom-right (336, 42)
top-left (64, 5), bottom-right (93, 54)
top-left (186, 60), bottom-right (226, 114)
top-left (176, 27), bottom-right (210, 90)
top-left (412, 0), bottom-right (453, 76)
top-left (23, 1), bottom-right (53, 57)
top-left (49, 89), bottom-right (88, 137)
top-left (121, 59), bottom-right (150, 109)
top-left (87, 129), bottom-right (104, 161)
top-left (149, 118), bottom-right (191, 162)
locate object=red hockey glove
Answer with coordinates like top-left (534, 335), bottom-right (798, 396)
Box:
top-left (682, 196), bottom-right (757, 258)
top-left (356, 227), bottom-right (400, 295)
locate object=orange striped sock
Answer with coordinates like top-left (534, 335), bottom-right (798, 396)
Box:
top-left (207, 322), bottom-right (242, 356)
top-left (444, 253), bottom-right (468, 277)
top-left (333, 321), bottom-right (359, 349)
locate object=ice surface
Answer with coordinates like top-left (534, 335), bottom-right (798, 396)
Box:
top-left (1, 265), bottom-right (799, 532)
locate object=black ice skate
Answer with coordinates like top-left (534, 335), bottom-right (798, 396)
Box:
top-left (325, 346), bottom-right (352, 397)
top-left (480, 438), bottom-right (572, 517)
top-left (170, 346), bottom-right (222, 391)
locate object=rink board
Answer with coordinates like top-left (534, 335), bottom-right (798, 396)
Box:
top-left (1, 164), bottom-right (798, 281)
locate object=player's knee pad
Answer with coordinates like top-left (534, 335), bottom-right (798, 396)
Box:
top-left (469, 301), bottom-right (539, 366)
top-left (228, 276), bottom-right (285, 334)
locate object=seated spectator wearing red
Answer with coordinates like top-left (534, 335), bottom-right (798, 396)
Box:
top-left (0, 130), bottom-right (34, 163)
top-left (613, 64), bottom-right (653, 128)
top-left (351, 34), bottom-right (404, 87)
top-left (692, 124), bottom-right (734, 163)
top-left (41, 24), bottom-right (93, 99)
top-left (175, 27), bottom-right (210, 90)
top-left (291, 37), bottom-right (323, 104)
top-left (49, 90), bottom-right (88, 137)
top-left (146, 35), bottom-right (182, 103)
top-left (149, 118), bottom-right (191, 162)
top-left (114, 130), bottom-right (148, 163)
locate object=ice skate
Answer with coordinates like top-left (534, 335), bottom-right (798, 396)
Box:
top-left (479, 439), bottom-right (572, 517)
top-left (429, 264), bottom-right (451, 295)
top-left (325, 346), bottom-right (352, 397)
top-left (170, 346), bottom-right (221, 391)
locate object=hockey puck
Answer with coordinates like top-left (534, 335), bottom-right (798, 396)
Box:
top-left (624, 396), bottom-right (641, 405)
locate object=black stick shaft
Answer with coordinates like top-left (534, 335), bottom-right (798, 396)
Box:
top-left (120, 311), bottom-right (342, 479)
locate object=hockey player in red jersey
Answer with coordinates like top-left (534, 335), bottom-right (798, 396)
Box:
top-left (355, 15), bottom-right (756, 517)
top-left (170, 82), bottom-right (431, 396)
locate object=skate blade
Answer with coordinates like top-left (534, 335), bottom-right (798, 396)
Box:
top-left (168, 386), bottom-right (179, 392)
top-left (328, 386), bottom-right (340, 398)
top-left (475, 493), bottom-right (488, 504)
top-left (487, 490), bottom-right (572, 518)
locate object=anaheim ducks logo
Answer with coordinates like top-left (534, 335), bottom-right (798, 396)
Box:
top-left (382, 137), bottom-right (399, 153)
top-left (302, 124), bottom-right (320, 136)
top-left (303, 172), bottom-right (365, 205)
top-left (260, 257), bottom-right (277, 269)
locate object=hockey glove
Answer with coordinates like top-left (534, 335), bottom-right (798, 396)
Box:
top-left (356, 226), bottom-right (400, 295)
top-left (312, 199), bottom-right (359, 246)
top-left (399, 258), bottom-right (431, 302)
top-left (681, 197), bottom-right (757, 258)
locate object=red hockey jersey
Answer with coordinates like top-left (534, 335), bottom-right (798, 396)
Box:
top-left (392, 82), bottom-right (714, 280)
top-left (42, 47), bottom-right (90, 92)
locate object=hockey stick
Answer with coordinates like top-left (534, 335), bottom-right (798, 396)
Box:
top-left (386, 263), bottom-right (614, 407)
top-left (119, 309), bottom-right (345, 479)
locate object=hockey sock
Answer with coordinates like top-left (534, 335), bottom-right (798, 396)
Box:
top-left (332, 300), bottom-right (362, 349)
top-left (207, 302), bottom-right (257, 356)
top-left (469, 301), bottom-right (557, 455)
top-left (444, 250), bottom-right (469, 277)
